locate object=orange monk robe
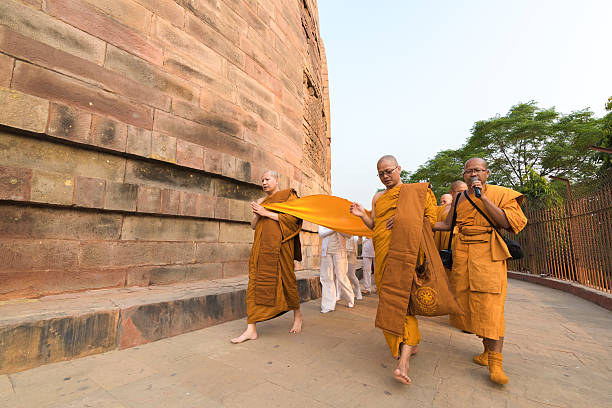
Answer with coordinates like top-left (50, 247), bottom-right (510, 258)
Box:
top-left (374, 185), bottom-right (438, 357)
top-left (449, 184), bottom-right (527, 339)
top-left (434, 204), bottom-right (451, 251)
top-left (247, 189), bottom-right (302, 324)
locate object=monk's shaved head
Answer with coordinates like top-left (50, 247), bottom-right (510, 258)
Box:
top-left (440, 194), bottom-right (453, 206)
top-left (377, 155), bottom-right (398, 167)
top-left (450, 180), bottom-right (468, 191)
top-left (262, 169), bottom-right (279, 180)
top-left (464, 157), bottom-right (488, 170)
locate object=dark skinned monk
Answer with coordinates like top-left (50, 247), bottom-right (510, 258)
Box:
top-left (231, 170), bottom-right (303, 344)
top-left (350, 155), bottom-right (438, 385)
top-left (434, 158), bottom-right (527, 384)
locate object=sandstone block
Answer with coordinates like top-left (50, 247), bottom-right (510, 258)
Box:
top-left (245, 56), bottom-right (282, 97)
top-left (199, 195), bottom-right (215, 218)
top-left (134, 0), bottom-right (184, 28)
top-left (172, 99), bottom-right (241, 138)
top-left (179, 191), bottom-right (199, 216)
top-left (176, 139), bottom-right (204, 170)
top-left (0, 53), bottom-right (12, 87)
top-left (121, 215), bottom-right (219, 242)
top-left (0, 166), bottom-right (32, 201)
top-left (195, 242), bottom-right (251, 263)
top-left (0, 87), bottom-right (49, 133)
top-left (112, 241), bottom-right (195, 267)
top-left (74, 176), bottom-right (105, 208)
top-left (199, 88), bottom-right (258, 132)
top-left (153, 110), bottom-right (218, 148)
top-left (0, 0), bottom-right (105, 64)
top-left (203, 149), bottom-right (223, 174)
top-left (164, 50), bottom-right (233, 100)
top-left (174, 0), bottom-right (242, 45)
top-left (125, 160), bottom-right (213, 194)
top-left (0, 238), bottom-right (79, 271)
top-left (81, 0), bottom-right (152, 34)
top-left (239, 92), bottom-right (279, 128)
top-left (105, 182), bottom-right (138, 212)
top-left (223, 261), bottom-right (248, 278)
top-left (228, 64), bottom-right (274, 106)
top-left (136, 186), bottom-right (161, 213)
top-left (46, 103), bottom-right (92, 143)
top-left (185, 14), bottom-right (246, 68)
top-left (30, 170), bottom-right (73, 205)
top-left (183, 263), bottom-right (223, 281)
top-left (222, 154), bottom-right (237, 179)
top-left (219, 222), bottom-right (253, 243)
top-left (236, 158), bottom-right (251, 182)
top-left (46, 0), bottom-right (163, 65)
top-left (151, 132), bottom-right (177, 163)
top-left (228, 199), bottom-right (245, 221)
top-left (126, 125), bottom-right (152, 157)
top-left (215, 197), bottom-right (230, 219)
top-left (92, 116), bottom-right (127, 152)
top-left (160, 189), bottom-right (180, 215)
top-left (12, 62), bottom-right (153, 129)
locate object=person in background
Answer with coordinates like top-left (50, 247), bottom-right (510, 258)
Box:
top-left (319, 226), bottom-right (355, 313)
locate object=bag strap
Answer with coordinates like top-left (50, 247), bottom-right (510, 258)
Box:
top-left (446, 193), bottom-right (459, 251)
top-left (463, 191), bottom-right (500, 233)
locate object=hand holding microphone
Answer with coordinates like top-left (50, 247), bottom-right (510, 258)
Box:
top-left (471, 176), bottom-right (482, 198)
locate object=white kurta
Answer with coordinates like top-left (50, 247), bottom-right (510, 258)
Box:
top-left (319, 226), bottom-right (355, 312)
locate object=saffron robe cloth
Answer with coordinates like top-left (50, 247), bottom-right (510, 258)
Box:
top-left (434, 204), bottom-right (451, 251)
top-left (263, 194), bottom-right (372, 237)
top-left (449, 184), bottom-right (527, 339)
top-left (246, 189), bottom-right (302, 324)
top-left (373, 183), bottom-right (438, 358)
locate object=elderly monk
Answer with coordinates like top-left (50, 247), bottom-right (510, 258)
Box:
top-left (434, 181), bottom-right (468, 253)
top-left (231, 170), bottom-right (303, 344)
top-left (434, 158), bottom-right (527, 384)
top-left (350, 155), bottom-right (437, 385)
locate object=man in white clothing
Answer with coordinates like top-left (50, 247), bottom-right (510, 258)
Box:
top-left (345, 236), bottom-right (362, 300)
top-left (361, 236), bottom-right (374, 295)
top-left (318, 226), bottom-right (355, 313)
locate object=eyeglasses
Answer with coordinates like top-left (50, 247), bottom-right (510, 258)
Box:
top-left (463, 168), bottom-right (487, 175)
top-left (378, 166), bottom-right (398, 177)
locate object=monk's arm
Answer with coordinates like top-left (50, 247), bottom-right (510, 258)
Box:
top-left (350, 197), bottom-right (375, 230)
top-left (433, 199), bottom-right (456, 231)
top-left (251, 200), bottom-right (279, 223)
top-left (480, 193), bottom-right (510, 229)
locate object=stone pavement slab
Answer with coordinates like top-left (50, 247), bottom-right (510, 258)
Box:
top-left (1, 280), bottom-right (610, 408)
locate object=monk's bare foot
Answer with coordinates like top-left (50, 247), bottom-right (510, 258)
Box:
top-left (411, 345), bottom-right (419, 356)
top-left (393, 343), bottom-right (413, 385)
top-left (289, 310), bottom-right (303, 333)
top-left (230, 325), bottom-right (257, 344)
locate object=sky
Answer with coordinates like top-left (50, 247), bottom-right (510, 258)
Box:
top-left (317, 0), bottom-right (611, 207)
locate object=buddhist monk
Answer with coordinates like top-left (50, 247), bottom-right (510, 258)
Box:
top-left (230, 170), bottom-right (303, 343)
top-left (434, 158), bottom-right (527, 384)
top-left (350, 155), bottom-right (438, 385)
top-left (434, 181), bottom-right (467, 253)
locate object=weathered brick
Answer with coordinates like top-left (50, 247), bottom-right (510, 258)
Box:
top-left (195, 242), bottom-right (251, 263)
top-left (126, 125), bottom-right (152, 157)
top-left (222, 154), bottom-right (237, 179)
top-left (105, 182), bottom-right (138, 212)
top-left (137, 186), bottom-right (161, 213)
top-left (228, 65), bottom-right (274, 106)
top-left (30, 170), bottom-right (73, 205)
top-left (172, 99), bottom-right (242, 138)
top-left (46, 0), bottom-right (163, 65)
top-left (176, 139), bottom-right (204, 170)
top-left (151, 132), bottom-right (177, 163)
top-left (0, 131), bottom-right (126, 182)
top-left (213, 177), bottom-right (263, 201)
top-left (183, 263), bottom-right (223, 281)
top-left (161, 189), bottom-right (180, 215)
top-left (0, 0), bottom-right (106, 64)
top-left (105, 45), bottom-right (199, 105)
top-left (74, 176), bottom-right (106, 208)
top-left (179, 191), bottom-right (199, 216)
top-left (215, 132), bottom-right (252, 161)
top-left (185, 14), bottom-right (246, 68)
top-left (12, 62), bottom-right (153, 129)
top-left (0, 26), bottom-right (171, 111)
top-left (0, 87), bottom-right (49, 133)
top-left (239, 35), bottom-right (278, 80)
top-left (244, 199), bottom-right (254, 221)
top-left (78, 241), bottom-right (115, 268)
top-left (0, 204), bottom-right (123, 240)
top-left (134, 0), bottom-right (184, 28)
top-left (91, 116), bottom-right (127, 152)
top-left (0, 239), bottom-right (79, 271)
top-left (222, 261), bottom-right (248, 278)
top-left (153, 110), bottom-right (218, 148)
top-left (199, 88), bottom-right (258, 132)
top-left (82, 0), bottom-right (152, 34)
top-left (174, 0), bottom-right (243, 45)
top-left (199, 195), bottom-right (215, 218)
top-left (124, 160), bottom-right (214, 194)
top-left (219, 221), bottom-right (254, 243)
top-left (46, 103), bottom-right (92, 143)
top-left (114, 241), bottom-right (195, 267)
top-left (236, 158), bottom-right (252, 182)
top-left (164, 51), bottom-right (233, 101)
top-left (121, 215), bottom-right (219, 241)
top-left (0, 166), bottom-right (32, 201)
top-left (0, 53), bottom-right (13, 87)
top-left (238, 92), bottom-right (279, 128)
top-left (215, 197), bottom-right (230, 219)
top-left (245, 56), bottom-right (282, 97)
top-left (203, 149), bottom-right (223, 174)
top-left (229, 199), bottom-right (245, 221)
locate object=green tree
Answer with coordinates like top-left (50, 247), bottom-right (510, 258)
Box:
top-left (403, 149), bottom-right (472, 198)
top-left (596, 96), bottom-right (612, 170)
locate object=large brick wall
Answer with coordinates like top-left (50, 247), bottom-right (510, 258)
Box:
top-left (0, 0), bottom-right (330, 300)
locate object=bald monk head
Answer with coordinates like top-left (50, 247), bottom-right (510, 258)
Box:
top-left (261, 170), bottom-right (280, 195)
top-left (450, 180), bottom-right (468, 196)
top-left (440, 194), bottom-right (452, 206)
top-left (377, 155), bottom-right (402, 189)
top-left (463, 158), bottom-right (490, 188)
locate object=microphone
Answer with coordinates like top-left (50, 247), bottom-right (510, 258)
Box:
top-left (471, 176), bottom-right (481, 198)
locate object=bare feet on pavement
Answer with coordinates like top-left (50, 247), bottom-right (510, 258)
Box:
top-left (393, 343), bottom-right (414, 385)
top-left (230, 324), bottom-right (258, 344)
top-left (290, 309), bottom-right (303, 333)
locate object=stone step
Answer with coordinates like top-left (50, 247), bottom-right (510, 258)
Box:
top-left (0, 270), bottom-right (322, 375)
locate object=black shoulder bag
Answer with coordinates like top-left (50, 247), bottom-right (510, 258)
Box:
top-left (463, 192), bottom-right (524, 260)
top-left (438, 194), bottom-right (459, 269)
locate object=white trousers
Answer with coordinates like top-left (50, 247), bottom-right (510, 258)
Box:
top-left (320, 253), bottom-right (354, 312)
top-left (362, 257), bottom-right (374, 292)
top-left (346, 262), bottom-right (362, 300)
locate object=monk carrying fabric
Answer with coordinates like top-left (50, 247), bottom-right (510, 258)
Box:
top-left (434, 158), bottom-right (527, 384)
top-left (350, 155), bottom-right (438, 385)
top-left (434, 181), bottom-right (467, 254)
top-left (231, 170), bottom-right (303, 344)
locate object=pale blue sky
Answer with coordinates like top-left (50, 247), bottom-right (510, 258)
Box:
top-left (318, 0), bottom-right (611, 206)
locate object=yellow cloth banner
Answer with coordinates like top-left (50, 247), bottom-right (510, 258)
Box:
top-left (263, 194), bottom-right (373, 237)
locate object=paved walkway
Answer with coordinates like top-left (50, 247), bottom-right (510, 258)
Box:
top-left (1, 280), bottom-right (610, 408)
